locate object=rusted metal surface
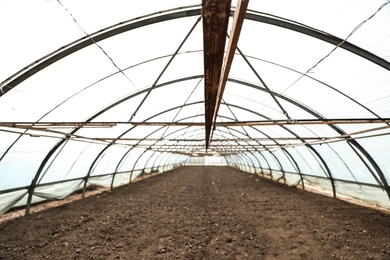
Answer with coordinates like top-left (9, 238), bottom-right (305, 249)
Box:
top-left (212, 0), bottom-right (249, 132)
top-left (202, 0), bottom-right (231, 148)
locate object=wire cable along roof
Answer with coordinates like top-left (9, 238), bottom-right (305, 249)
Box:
top-left (1, 0), bottom-right (390, 215)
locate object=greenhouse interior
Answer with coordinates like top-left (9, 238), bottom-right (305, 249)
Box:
top-left (1, 0), bottom-right (390, 218)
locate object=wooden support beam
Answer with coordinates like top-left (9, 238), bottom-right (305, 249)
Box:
top-left (202, 0), bottom-right (232, 149)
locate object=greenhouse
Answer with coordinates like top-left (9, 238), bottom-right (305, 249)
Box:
top-left (1, 0), bottom-right (390, 213)
top-left (1, 0), bottom-right (390, 257)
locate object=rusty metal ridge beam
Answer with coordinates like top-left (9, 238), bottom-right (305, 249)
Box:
top-left (211, 0), bottom-right (249, 139)
top-left (202, 0), bottom-right (231, 149)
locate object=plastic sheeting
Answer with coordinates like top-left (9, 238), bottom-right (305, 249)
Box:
top-left (1, 1), bottom-right (390, 215)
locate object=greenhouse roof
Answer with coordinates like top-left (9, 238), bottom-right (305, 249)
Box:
top-left (1, 0), bottom-right (390, 215)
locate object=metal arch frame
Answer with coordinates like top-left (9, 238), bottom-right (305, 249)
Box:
top-left (227, 123), bottom-right (305, 186)
top-left (149, 152), bottom-right (171, 174)
top-left (242, 150), bottom-right (256, 173)
top-left (172, 154), bottom-right (186, 168)
top-left (245, 10), bottom-right (390, 72)
top-left (85, 101), bottom-right (206, 194)
top-left (317, 141), bottom-right (361, 184)
top-left (87, 93), bottom-right (368, 197)
top-left (225, 155), bottom-right (234, 167)
top-left (1, 5), bottom-right (386, 180)
top-left (139, 135), bottom-right (196, 179)
top-left (0, 7), bottom-right (202, 96)
top-left (214, 135), bottom-right (251, 171)
top-left (232, 154), bottom-right (246, 170)
top-left (1, 31), bottom-right (386, 178)
top-left (165, 154), bottom-right (182, 169)
top-left (111, 148), bottom-right (133, 189)
top-left (157, 152), bottom-right (172, 173)
top-left (282, 149), bottom-right (305, 189)
top-left (179, 154), bottom-right (190, 167)
top-left (217, 103), bottom-right (336, 196)
top-left (127, 70), bottom-right (205, 180)
top-left (227, 78), bottom-right (390, 199)
top-left (204, 125), bottom-right (274, 180)
top-left (129, 149), bottom-right (160, 183)
top-left (218, 100), bottom-right (265, 175)
top-left (145, 152), bottom-right (165, 175)
top-left (265, 150), bottom-right (287, 184)
top-left (240, 152), bottom-right (259, 174)
top-left (216, 124), bottom-right (266, 173)
top-left (137, 119), bottom-right (271, 161)
top-left (250, 151), bottom-right (264, 176)
top-left (23, 83), bottom-right (202, 213)
top-left (235, 152), bottom-right (256, 173)
top-left (213, 124), bottom-right (284, 178)
top-left (125, 116), bottom-right (207, 182)
top-left (252, 150), bottom-right (270, 177)
top-left (17, 78), bottom-right (206, 202)
top-left (225, 154), bottom-right (238, 168)
top-left (89, 132), bottom-right (183, 195)
top-left (1, 47), bottom-right (380, 172)
top-left (2, 5), bottom-right (390, 213)
top-left (142, 151), bottom-right (164, 176)
top-left (0, 7), bottom-right (386, 156)
top-left (20, 74), bottom-right (390, 213)
top-left (163, 153), bottom-right (183, 171)
top-left (202, 102), bottom-right (336, 197)
top-left (308, 145), bottom-right (337, 197)
top-left (149, 151), bottom-right (188, 175)
top-left (219, 99), bottom-right (292, 180)
top-left (110, 100), bottom-right (204, 171)
top-left (112, 119), bottom-right (206, 184)
top-left (2, 6), bottom-right (390, 96)
top-left (149, 152), bottom-right (168, 171)
top-left (212, 121), bottom-right (257, 173)
top-left (231, 45), bottom-right (387, 189)
top-left (0, 50), bottom-right (204, 166)
top-left (233, 153), bottom-right (247, 171)
top-left (243, 149), bottom-right (263, 174)
top-left (0, 4), bottom-right (387, 155)
top-left (240, 54), bottom-right (382, 120)
top-left (148, 151), bottom-right (167, 173)
top-left (220, 126), bottom-right (287, 180)
top-left (213, 108), bottom-right (303, 183)
top-left (129, 144), bottom-right (166, 181)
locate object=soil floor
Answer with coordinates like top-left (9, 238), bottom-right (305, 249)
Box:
top-left (1, 166), bottom-right (390, 259)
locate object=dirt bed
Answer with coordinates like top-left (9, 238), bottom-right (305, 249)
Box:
top-left (1, 166), bottom-right (390, 259)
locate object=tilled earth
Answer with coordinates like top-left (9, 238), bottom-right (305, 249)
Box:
top-left (1, 166), bottom-right (390, 259)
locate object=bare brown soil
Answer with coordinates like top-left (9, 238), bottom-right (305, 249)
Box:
top-left (1, 166), bottom-right (390, 259)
